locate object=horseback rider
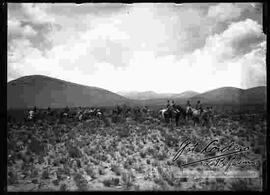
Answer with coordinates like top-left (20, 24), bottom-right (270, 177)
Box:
top-left (171, 100), bottom-right (178, 113)
top-left (186, 100), bottom-right (192, 112)
top-left (65, 106), bottom-right (69, 113)
top-left (171, 100), bottom-right (176, 108)
top-left (195, 101), bottom-right (203, 112)
top-left (166, 100), bottom-right (170, 109)
top-left (27, 107), bottom-right (35, 121)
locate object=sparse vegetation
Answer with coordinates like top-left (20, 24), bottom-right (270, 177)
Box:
top-left (7, 106), bottom-right (265, 191)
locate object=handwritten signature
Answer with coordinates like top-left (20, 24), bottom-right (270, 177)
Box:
top-left (172, 139), bottom-right (258, 171)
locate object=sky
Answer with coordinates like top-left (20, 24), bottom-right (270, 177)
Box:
top-left (8, 3), bottom-right (266, 93)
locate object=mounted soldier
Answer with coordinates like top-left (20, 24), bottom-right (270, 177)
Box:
top-left (28, 109), bottom-right (35, 121)
top-left (60, 106), bottom-right (70, 119)
top-left (195, 100), bottom-right (203, 112)
top-left (186, 100), bottom-right (192, 120)
top-left (166, 100), bottom-right (171, 109)
top-left (47, 107), bottom-right (51, 114)
top-left (26, 106), bottom-right (36, 122)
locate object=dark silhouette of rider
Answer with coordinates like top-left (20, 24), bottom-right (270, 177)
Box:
top-left (65, 106), bottom-right (69, 113)
top-left (166, 100), bottom-right (170, 109)
top-left (171, 100), bottom-right (176, 109)
top-left (186, 100), bottom-right (192, 113)
top-left (195, 101), bottom-right (203, 111)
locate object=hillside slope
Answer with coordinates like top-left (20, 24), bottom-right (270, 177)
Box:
top-left (190, 86), bottom-right (266, 105)
top-left (7, 75), bottom-right (133, 109)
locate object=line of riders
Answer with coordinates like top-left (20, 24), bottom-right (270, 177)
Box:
top-left (24, 100), bottom-right (213, 126)
top-left (159, 100), bottom-right (214, 126)
top-left (25, 106), bottom-right (104, 122)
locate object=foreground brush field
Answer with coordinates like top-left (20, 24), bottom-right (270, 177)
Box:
top-left (7, 108), bottom-right (266, 191)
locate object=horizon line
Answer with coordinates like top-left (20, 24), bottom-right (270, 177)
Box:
top-left (8, 74), bottom-right (266, 95)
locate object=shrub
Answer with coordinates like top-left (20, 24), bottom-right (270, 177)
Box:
top-left (53, 159), bottom-right (60, 167)
top-left (111, 115), bottom-right (125, 123)
top-left (85, 166), bottom-right (98, 179)
top-left (32, 179), bottom-right (38, 184)
top-left (63, 165), bottom-right (70, 176)
top-left (29, 136), bottom-right (45, 155)
top-left (73, 173), bottom-right (88, 191)
top-left (59, 183), bottom-right (68, 191)
top-left (103, 178), bottom-right (120, 187)
top-left (56, 168), bottom-right (63, 180)
top-left (117, 126), bottom-right (130, 138)
top-left (68, 146), bottom-right (82, 158)
top-left (103, 117), bottom-right (111, 127)
top-left (230, 179), bottom-right (253, 191)
top-left (59, 157), bottom-right (67, 164)
top-left (76, 159), bottom-right (82, 168)
top-left (156, 151), bottom-right (167, 161)
top-left (99, 167), bottom-right (106, 175)
top-left (164, 134), bottom-right (178, 147)
top-left (140, 151), bottom-right (146, 158)
top-left (121, 171), bottom-right (133, 190)
top-left (154, 177), bottom-right (170, 190)
top-left (41, 169), bottom-right (50, 179)
top-left (111, 164), bottom-right (122, 176)
top-left (52, 179), bottom-right (59, 186)
top-left (30, 168), bottom-right (39, 178)
top-left (7, 171), bottom-right (18, 185)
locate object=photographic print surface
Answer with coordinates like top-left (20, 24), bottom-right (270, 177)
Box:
top-left (7, 3), bottom-right (266, 191)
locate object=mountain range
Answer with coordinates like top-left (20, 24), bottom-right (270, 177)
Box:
top-left (7, 75), bottom-right (266, 109)
top-left (117, 90), bottom-right (199, 100)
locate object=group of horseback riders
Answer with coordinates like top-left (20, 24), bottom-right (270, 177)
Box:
top-left (166, 99), bottom-right (203, 112)
top-left (24, 100), bottom-right (213, 126)
top-left (25, 106), bottom-right (104, 122)
top-left (162, 99), bottom-right (213, 126)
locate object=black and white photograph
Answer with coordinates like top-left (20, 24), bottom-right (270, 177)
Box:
top-left (6, 2), bottom-right (267, 191)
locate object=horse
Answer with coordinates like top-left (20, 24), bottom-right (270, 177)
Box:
top-left (186, 106), bottom-right (193, 121)
top-left (159, 107), bottom-right (175, 124)
top-left (189, 107), bottom-right (202, 125)
top-left (159, 108), bottom-right (167, 121)
top-left (188, 107), bottom-right (213, 126)
top-left (200, 107), bottom-right (214, 126)
top-left (173, 105), bottom-right (186, 126)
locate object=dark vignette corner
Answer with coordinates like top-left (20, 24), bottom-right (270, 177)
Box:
top-left (263, 0), bottom-right (269, 193)
top-left (0, 1), bottom-right (7, 194)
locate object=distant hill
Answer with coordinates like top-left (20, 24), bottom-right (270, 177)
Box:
top-left (7, 75), bottom-right (134, 109)
top-left (117, 90), bottom-right (199, 100)
top-left (173, 91), bottom-right (199, 99)
top-left (190, 87), bottom-right (243, 104)
top-left (117, 91), bottom-right (160, 100)
top-left (138, 86), bottom-right (266, 107)
top-left (190, 86), bottom-right (266, 105)
top-left (240, 86), bottom-right (267, 104)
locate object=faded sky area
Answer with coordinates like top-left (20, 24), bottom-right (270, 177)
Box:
top-left (8, 3), bottom-right (266, 93)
